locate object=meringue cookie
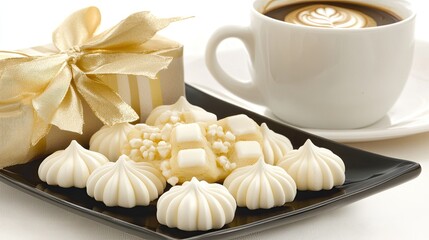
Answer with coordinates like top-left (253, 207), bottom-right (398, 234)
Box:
top-left (223, 157), bottom-right (296, 210)
top-left (260, 123), bottom-right (293, 165)
top-left (86, 155), bottom-right (166, 208)
top-left (156, 177), bottom-right (236, 231)
top-left (277, 139), bottom-right (345, 191)
top-left (38, 140), bottom-right (109, 188)
top-left (146, 96), bottom-right (217, 126)
top-left (89, 122), bottom-right (134, 161)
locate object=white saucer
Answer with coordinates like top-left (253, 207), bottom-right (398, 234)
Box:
top-left (184, 39), bottom-right (429, 142)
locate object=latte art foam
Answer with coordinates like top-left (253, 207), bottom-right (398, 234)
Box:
top-left (284, 4), bottom-right (377, 28)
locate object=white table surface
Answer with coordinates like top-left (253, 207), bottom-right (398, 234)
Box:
top-left (1, 0), bottom-right (428, 239)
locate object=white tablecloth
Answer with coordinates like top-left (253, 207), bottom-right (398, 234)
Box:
top-left (1, 1), bottom-right (428, 239)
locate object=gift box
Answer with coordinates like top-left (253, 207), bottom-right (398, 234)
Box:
top-left (0, 7), bottom-right (185, 168)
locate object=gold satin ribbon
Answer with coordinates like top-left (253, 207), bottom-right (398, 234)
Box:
top-left (0, 6), bottom-right (183, 146)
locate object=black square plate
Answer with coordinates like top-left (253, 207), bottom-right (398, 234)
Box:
top-left (0, 84), bottom-right (421, 239)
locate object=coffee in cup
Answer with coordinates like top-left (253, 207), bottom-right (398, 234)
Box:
top-left (206, 0), bottom-right (415, 129)
top-left (264, 1), bottom-right (401, 28)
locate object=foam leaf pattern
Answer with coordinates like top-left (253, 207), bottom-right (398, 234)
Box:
top-left (284, 4), bottom-right (376, 28)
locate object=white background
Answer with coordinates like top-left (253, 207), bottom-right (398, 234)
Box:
top-left (1, 0), bottom-right (428, 239)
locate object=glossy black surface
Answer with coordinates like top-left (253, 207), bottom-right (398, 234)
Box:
top-left (0, 84), bottom-right (421, 239)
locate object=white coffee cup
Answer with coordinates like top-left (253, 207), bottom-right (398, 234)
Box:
top-left (206, 0), bottom-right (415, 129)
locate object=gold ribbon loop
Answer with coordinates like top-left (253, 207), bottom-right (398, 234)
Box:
top-left (32, 63), bottom-right (72, 124)
top-left (0, 55), bottom-right (67, 102)
top-left (82, 11), bottom-right (183, 50)
top-left (53, 6), bottom-right (101, 52)
top-left (50, 82), bottom-right (84, 134)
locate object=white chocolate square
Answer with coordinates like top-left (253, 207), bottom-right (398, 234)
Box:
top-left (234, 141), bottom-right (262, 160)
top-left (177, 148), bottom-right (207, 168)
top-left (175, 123), bottom-right (204, 143)
top-left (226, 114), bottom-right (258, 136)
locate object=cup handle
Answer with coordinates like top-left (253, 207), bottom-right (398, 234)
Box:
top-left (205, 26), bottom-right (264, 104)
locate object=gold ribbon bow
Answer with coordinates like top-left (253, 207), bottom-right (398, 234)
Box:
top-left (0, 7), bottom-right (182, 146)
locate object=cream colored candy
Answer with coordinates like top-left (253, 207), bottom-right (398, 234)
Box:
top-left (224, 157), bottom-right (296, 210)
top-left (86, 155), bottom-right (166, 208)
top-left (38, 140), bottom-right (109, 188)
top-left (125, 109), bottom-right (296, 186)
top-left (156, 177), bottom-right (236, 231)
top-left (221, 114), bottom-right (262, 141)
top-left (260, 123), bottom-right (293, 165)
top-left (205, 123), bottom-right (237, 172)
top-left (230, 141), bottom-right (263, 168)
top-left (167, 123), bottom-right (224, 184)
top-left (277, 139), bottom-right (345, 191)
top-left (146, 96), bottom-right (217, 126)
top-left (89, 122), bottom-right (134, 161)
top-left (163, 115), bottom-right (268, 184)
top-left (177, 148), bottom-right (207, 168)
top-left (121, 123), bottom-right (172, 168)
top-left (214, 114), bottom-right (264, 168)
top-left (174, 123), bottom-right (205, 146)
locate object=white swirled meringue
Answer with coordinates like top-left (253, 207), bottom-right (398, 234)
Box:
top-left (277, 139), bottom-right (345, 191)
top-left (260, 123), bottom-right (293, 165)
top-left (86, 155), bottom-right (166, 208)
top-left (223, 157), bottom-right (296, 210)
top-left (285, 4), bottom-right (376, 28)
top-left (146, 96), bottom-right (217, 126)
top-left (89, 122), bottom-right (134, 161)
top-left (157, 177), bottom-right (236, 231)
top-left (38, 140), bottom-right (109, 188)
